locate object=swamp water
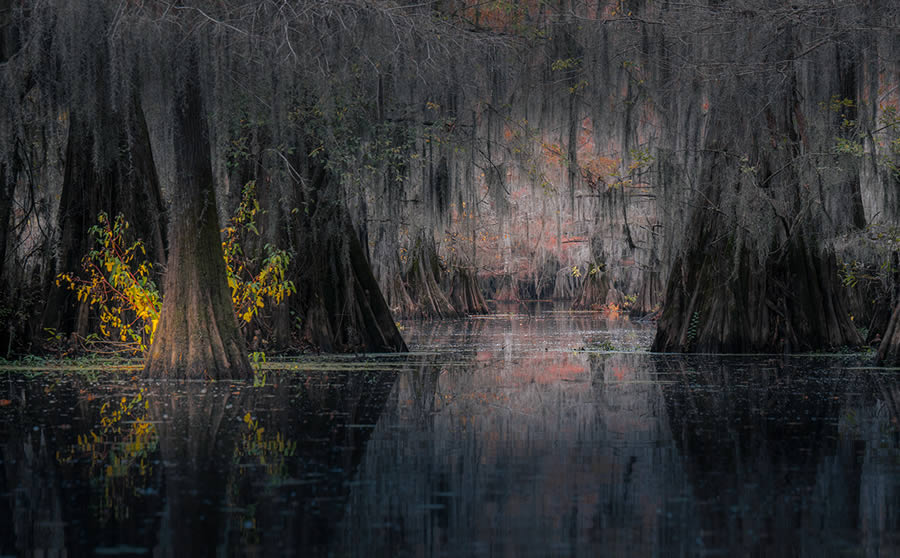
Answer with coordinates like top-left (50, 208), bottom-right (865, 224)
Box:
top-left (1, 305), bottom-right (899, 556)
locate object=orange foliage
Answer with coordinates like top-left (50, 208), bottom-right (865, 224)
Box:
top-left (460, 0), bottom-right (545, 33)
top-left (542, 141), bottom-right (565, 166)
top-left (579, 155), bottom-right (620, 189)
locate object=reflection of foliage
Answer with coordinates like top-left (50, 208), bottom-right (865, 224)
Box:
top-left (57, 213), bottom-right (161, 354)
top-left (57, 388), bottom-right (158, 523)
top-left (233, 411), bottom-right (297, 484)
top-left (250, 351), bottom-right (267, 387)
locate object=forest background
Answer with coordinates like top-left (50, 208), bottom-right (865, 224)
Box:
top-left (0, 0), bottom-right (898, 378)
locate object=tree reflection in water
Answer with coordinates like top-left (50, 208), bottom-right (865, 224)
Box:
top-left (340, 348), bottom-right (900, 557)
top-left (0, 312), bottom-right (898, 556)
top-left (0, 368), bottom-right (397, 556)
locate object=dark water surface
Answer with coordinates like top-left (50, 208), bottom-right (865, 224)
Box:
top-left (2, 305), bottom-right (899, 556)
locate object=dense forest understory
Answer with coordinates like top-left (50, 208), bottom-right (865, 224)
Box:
top-left (1, 0), bottom-right (899, 376)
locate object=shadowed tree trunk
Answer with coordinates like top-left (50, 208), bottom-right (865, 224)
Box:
top-left (878, 303), bottom-right (900, 365)
top-left (144, 57), bottom-right (250, 380)
top-left (652, 20), bottom-right (865, 353)
top-left (0, 161), bottom-right (11, 284)
top-left (572, 268), bottom-right (617, 311)
top-left (0, 0), bottom-right (22, 354)
top-left (654, 231), bottom-right (862, 353)
top-left (223, 143), bottom-right (293, 351)
top-left (404, 233), bottom-right (460, 319)
top-left (0, 0), bottom-right (12, 280)
top-left (371, 164), bottom-right (416, 317)
top-left (448, 267), bottom-right (489, 315)
top-left (286, 151), bottom-right (407, 353)
top-left (652, 123), bottom-right (863, 353)
top-left (652, 139), bottom-right (862, 353)
top-left (254, 165), bottom-right (293, 350)
top-left (294, 209), bottom-right (408, 353)
top-left (42, 103), bottom-right (167, 341)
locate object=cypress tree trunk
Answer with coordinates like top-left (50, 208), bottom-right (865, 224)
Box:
top-left (255, 166), bottom-right (293, 350)
top-left (404, 234), bottom-right (460, 319)
top-left (0, 162), bottom-right (10, 282)
top-left (652, 122), bottom-right (862, 353)
top-left (284, 150), bottom-right (407, 353)
top-left (650, 15), bottom-right (867, 354)
top-left (41, 99), bottom-right (167, 342)
top-left (572, 269), bottom-right (615, 311)
top-left (653, 236), bottom-right (862, 354)
top-left (0, 0), bottom-right (12, 279)
top-left (292, 207), bottom-right (408, 353)
top-left (0, 0), bottom-right (22, 355)
top-left (144, 66), bottom-right (250, 380)
top-left (448, 267), bottom-right (489, 315)
top-left (878, 303), bottom-right (900, 365)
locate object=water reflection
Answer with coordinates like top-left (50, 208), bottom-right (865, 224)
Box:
top-left (0, 369), bottom-right (396, 556)
top-left (1, 311), bottom-right (899, 556)
top-left (657, 357), bottom-right (900, 556)
top-left (336, 321), bottom-right (900, 556)
top-left (339, 352), bottom-right (692, 557)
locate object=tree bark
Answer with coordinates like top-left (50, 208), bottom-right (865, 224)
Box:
top-left (572, 268), bottom-right (614, 311)
top-left (448, 267), bottom-right (489, 315)
top-left (283, 150), bottom-right (407, 353)
top-left (41, 100), bottom-right (167, 341)
top-left (651, 32), bottom-right (865, 354)
top-left (404, 233), bottom-right (460, 318)
top-left (878, 302), bottom-right (900, 365)
top-left (653, 229), bottom-right (862, 353)
top-left (0, 162), bottom-right (11, 283)
top-left (144, 64), bottom-right (250, 380)
top-left (293, 210), bottom-right (408, 353)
